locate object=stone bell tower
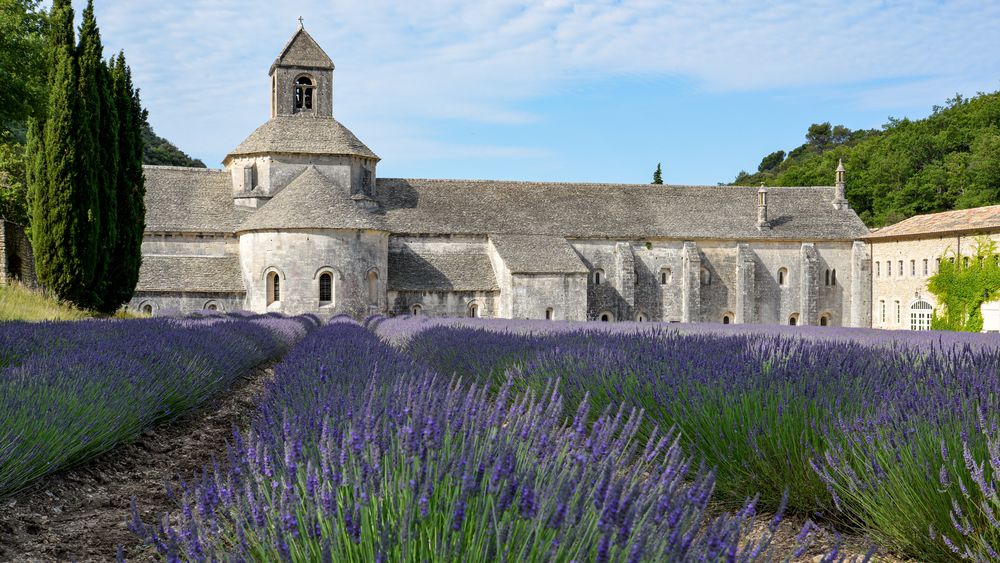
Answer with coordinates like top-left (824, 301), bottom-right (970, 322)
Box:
top-left (270, 19), bottom-right (334, 119)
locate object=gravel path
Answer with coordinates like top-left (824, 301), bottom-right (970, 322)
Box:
top-left (0, 364), bottom-right (274, 562)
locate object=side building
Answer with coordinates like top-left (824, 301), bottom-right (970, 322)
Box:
top-left (864, 205), bottom-right (1000, 330)
top-left (128, 23), bottom-right (873, 326)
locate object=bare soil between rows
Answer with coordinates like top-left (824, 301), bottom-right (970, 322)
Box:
top-left (0, 363), bottom-right (275, 562)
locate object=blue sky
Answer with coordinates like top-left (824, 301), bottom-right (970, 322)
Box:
top-left (86, 0), bottom-right (1000, 185)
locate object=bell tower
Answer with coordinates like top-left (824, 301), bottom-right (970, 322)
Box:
top-left (269, 20), bottom-right (335, 118)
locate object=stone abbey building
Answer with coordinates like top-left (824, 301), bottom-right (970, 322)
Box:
top-left (129, 25), bottom-right (873, 325)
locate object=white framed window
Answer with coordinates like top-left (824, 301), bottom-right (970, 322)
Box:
top-left (910, 300), bottom-right (933, 331)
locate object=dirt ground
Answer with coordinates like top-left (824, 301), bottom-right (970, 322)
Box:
top-left (0, 364), bottom-right (274, 562)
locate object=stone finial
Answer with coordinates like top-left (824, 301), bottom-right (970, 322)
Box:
top-left (757, 184), bottom-right (771, 230)
top-left (833, 159), bottom-right (848, 210)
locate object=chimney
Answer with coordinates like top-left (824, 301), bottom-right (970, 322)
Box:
top-left (757, 184), bottom-right (771, 230)
top-left (832, 159), bottom-right (848, 209)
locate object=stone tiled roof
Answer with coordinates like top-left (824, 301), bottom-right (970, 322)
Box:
top-left (863, 205), bottom-right (1000, 240)
top-left (143, 166), bottom-right (252, 233)
top-left (490, 235), bottom-right (588, 274)
top-left (136, 255), bottom-right (245, 293)
top-left (237, 166), bottom-right (386, 232)
top-left (377, 179), bottom-right (869, 241)
top-left (224, 116), bottom-right (378, 163)
top-left (388, 248), bottom-right (498, 292)
top-left (271, 27), bottom-right (334, 72)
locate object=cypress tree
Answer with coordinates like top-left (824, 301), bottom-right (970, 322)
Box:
top-left (78, 0), bottom-right (120, 312)
top-left (105, 52), bottom-right (145, 310)
top-left (652, 163), bottom-right (663, 184)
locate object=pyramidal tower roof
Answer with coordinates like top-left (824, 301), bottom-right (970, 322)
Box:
top-left (269, 23), bottom-right (334, 74)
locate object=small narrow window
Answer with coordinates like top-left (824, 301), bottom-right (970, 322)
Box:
top-left (895, 300), bottom-right (901, 324)
top-left (899, 260), bottom-right (903, 276)
top-left (319, 272), bottom-right (332, 303)
top-left (910, 260), bottom-right (916, 276)
top-left (267, 271), bottom-right (280, 305)
top-left (367, 270), bottom-right (379, 304)
top-left (410, 304), bottom-right (422, 316)
top-left (722, 314), bottom-right (731, 324)
top-left (788, 314), bottom-right (798, 326)
top-left (824, 269), bottom-right (830, 286)
top-left (887, 261), bottom-right (892, 276)
top-left (880, 300), bottom-right (886, 323)
top-left (876, 262), bottom-right (880, 277)
top-left (923, 259), bottom-right (928, 276)
top-left (468, 303), bottom-right (479, 318)
top-left (778, 267), bottom-right (788, 287)
top-left (820, 314), bottom-right (831, 326)
top-left (831, 269), bottom-right (836, 286)
top-left (964, 257), bottom-right (970, 269)
top-left (636, 312), bottom-right (648, 322)
top-left (594, 269), bottom-right (604, 285)
top-left (659, 268), bottom-right (671, 285)
top-left (141, 303), bottom-right (153, 315)
top-left (545, 308), bottom-right (554, 320)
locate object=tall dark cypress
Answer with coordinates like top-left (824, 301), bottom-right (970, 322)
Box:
top-left (79, 0), bottom-right (119, 312)
top-left (106, 52), bottom-right (145, 310)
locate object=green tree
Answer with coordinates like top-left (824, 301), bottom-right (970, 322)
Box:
top-left (757, 150), bottom-right (785, 173)
top-left (806, 122), bottom-right (832, 149)
top-left (104, 51), bottom-right (145, 312)
top-left (652, 162), bottom-right (663, 184)
top-left (0, 0), bottom-right (46, 137)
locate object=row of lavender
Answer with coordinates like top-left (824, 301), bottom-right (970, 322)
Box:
top-left (0, 313), bottom-right (319, 498)
top-left (375, 318), bottom-right (1000, 561)
top-left (367, 314), bottom-right (1000, 352)
top-left (131, 319), bottom-right (816, 561)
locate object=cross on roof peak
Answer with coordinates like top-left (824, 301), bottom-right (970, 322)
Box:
top-left (298, 16), bottom-right (304, 28)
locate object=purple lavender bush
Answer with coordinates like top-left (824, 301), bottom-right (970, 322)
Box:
top-left (131, 320), bottom-right (806, 561)
top-left (0, 313), bottom-right (318, 497)
top-left (381, 317), bottom-right (1000, 561)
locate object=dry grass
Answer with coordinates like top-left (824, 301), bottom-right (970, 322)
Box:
top-left (0, 282), bottom-right (93, 322)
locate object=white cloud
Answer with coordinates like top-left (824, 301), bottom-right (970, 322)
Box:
top-left (88, 0), bottom-right (1000, 167)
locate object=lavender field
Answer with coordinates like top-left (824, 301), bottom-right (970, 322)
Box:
top-left (6, 313), bottom-right (1000, 560)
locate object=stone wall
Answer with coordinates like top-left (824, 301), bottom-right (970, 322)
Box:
top-left (0, 219), bottom-right (37, 287)
top-left (239, 228), bottom-right (388, 317)
top-left (387, 290), bottom-right (498, 318)
top-left (867, 232), bottom-right (999, 330)
top-left (128, 292), bottom-right (245, 315)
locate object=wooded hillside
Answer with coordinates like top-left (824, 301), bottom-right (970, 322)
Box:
top-left (731, 92), bottom-right (1000, 227)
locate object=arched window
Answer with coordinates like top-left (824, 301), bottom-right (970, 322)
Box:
top-left (545, 307), bottom-right (554, 320)
top-left (267, 271), bottom-right (280, 305)
top-left (831, 269), bottom-right (837, 286)
top-left (593, 269), bottom-right (604, 285)
top-left (635, 312), bottom-right (648, 322)
top-left (140, 302), bottom-right (153, 315)
top-left (410, 304), bottom-right (422, 316)
top-left (204, 301), bottom-right (222, 312)
top-left (819, 313), bottom-right (831, 327)
top-left (788, 313), bottom-right (798, 326)
top-left (825, 269), bottom-right (830, 286)
top-left (599, 311), bottom-right (614, 322)
top-left (367, 270), bottom-right (379, 304)
top-left (778, 267), bottom-right (788, 287)
top-left (910, 300), bottom-right (933, 331)
top-left (659, 268), bottom-right (671, 285)
top-left (700, 267), bottom-right (711, 286)
top-left (722, 314), bottom-right (731, 324)
top-left (294, 76), bottom-right (314, 111)
top-left (319, 272), bottom-right (333, 303)
top-left (468, 302), bottom-right (479, 318)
